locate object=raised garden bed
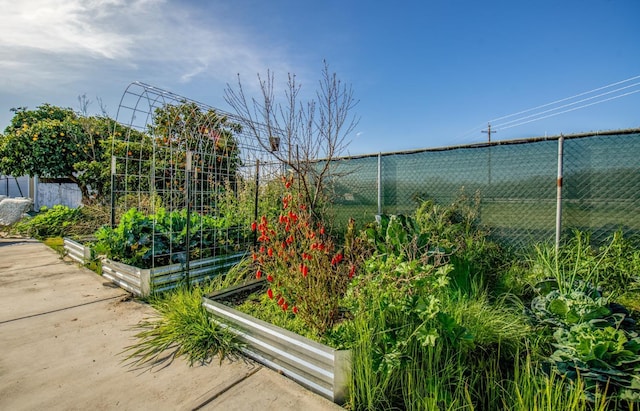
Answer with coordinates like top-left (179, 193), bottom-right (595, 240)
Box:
top-left (101, 252), bottom-right (246, 297)
top-left (202, 280), bottom-right (351, 404)
top-left (63, 237), bottom-right (94, 264)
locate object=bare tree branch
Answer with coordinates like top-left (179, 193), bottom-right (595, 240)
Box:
top-left (224, 62), bottom-right (359, 216)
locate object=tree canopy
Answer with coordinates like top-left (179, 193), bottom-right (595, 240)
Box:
top-left (0, 104), bottom-right (114, 204)
top-left (0, 102), bottom-right (244, 207)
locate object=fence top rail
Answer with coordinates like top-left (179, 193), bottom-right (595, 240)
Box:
top-left (326, 127), bottom-right (640, 162)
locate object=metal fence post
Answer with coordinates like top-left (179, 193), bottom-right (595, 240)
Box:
top-left (110, 155), bottom-right (116, 228)
top-left (253, 159), bottom-right (260, 247)
top-left (185, 150), bottom-right (193, 286)
top-left (377, 152), bottom-right (382, 216)
top-left (555, 135), bottom-right (564, 252)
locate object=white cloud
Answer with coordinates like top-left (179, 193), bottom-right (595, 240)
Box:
top-left (0, 0), bottom-right (294, 97)
top-left (1, 0), bottom-right (135, 59)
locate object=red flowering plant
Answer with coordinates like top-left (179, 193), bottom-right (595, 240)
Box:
top-left (251, 175), bottom-right (360, 336)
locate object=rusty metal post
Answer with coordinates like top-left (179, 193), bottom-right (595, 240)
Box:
top-left (555, 135), bottom-right (564, 252)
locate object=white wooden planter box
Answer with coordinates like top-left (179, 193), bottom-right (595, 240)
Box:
top-left (202, 281), bottom-right (351, 404)
top-left (101, 252), bottom-right (245, 297)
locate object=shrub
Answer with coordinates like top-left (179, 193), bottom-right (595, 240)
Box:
top-left (345, 210), bottom-right (535, 410)
top-left (251, 175), bottom-right (365, 336)
top-left (10, 204), bottom-right (109, 239)
top-left (12, 205), bottom-right (79, 238)
top-left (415, 195), bottom-right (507, 294)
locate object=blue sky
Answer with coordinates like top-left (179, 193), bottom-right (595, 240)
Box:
top-left (1, 0), bottom-right (638, 155)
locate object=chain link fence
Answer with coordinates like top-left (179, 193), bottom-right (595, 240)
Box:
top-left (326, 129), bottom-right (640, 248)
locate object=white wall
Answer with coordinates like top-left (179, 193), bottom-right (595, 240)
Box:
top-left (34, 177), bottom-right (83, 210)
top-left (1, 175), bottom-right (83, 210)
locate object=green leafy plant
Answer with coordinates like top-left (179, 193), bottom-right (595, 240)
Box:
top-left (415, 194), bottom-right (507, 295)
top-left (347, 212), bottom-right (471, 409)
top-left (530, 280), bottom-right (612, 328)
top-left (94, 207), bottom-right (246, 268)
top-left (525, 237), bottom-right (640, 405)
top-left (550, 320), bottom-right (640, 403)
top-left (345, 207), bottom-right (539, 410)
top-left (364, 213), bottom-right (434, 261)
top-left (11, 204), bottom-right (109, 239)
top-left (11, 205), bottom-right (79, 239)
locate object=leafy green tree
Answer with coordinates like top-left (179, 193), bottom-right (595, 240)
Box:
top-left (0, 104), bottom-right (115, 204)
top-left (145, 102), bottom-right (242, 211)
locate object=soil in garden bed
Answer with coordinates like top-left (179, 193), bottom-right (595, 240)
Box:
top-left (207, 279), bottom-right (267, 307)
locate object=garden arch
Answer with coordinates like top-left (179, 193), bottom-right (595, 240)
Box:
top-left (108, 82), bottom-right (284, 284)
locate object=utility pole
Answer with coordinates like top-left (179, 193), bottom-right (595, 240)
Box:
top-left (481, 122), bottom-right (496, 143)
top-left (482, 123), bottom-right (495, 186)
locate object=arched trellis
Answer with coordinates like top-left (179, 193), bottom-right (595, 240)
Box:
top-left (109, 82), bottom-right (286, 279)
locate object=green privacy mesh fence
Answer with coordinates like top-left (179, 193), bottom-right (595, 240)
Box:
top-left (326, 130), bottom-right (640, 248)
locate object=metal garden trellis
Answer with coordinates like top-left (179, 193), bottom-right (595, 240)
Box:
top-left (109, 82), bottom-right (286, 284)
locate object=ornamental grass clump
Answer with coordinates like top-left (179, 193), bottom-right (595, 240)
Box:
top-left (251, 175), bottom-right (363, 336)
top-left (122, 284), bottom-right (242, 367)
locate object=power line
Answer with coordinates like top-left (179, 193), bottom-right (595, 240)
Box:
top-left (451, 74), bottom-right (640, 144)
top-left (489, 74), bottom-right (640, 124)
top-left (497, 89), bottom-right (640, 131)
top-left (493, 81), bottom-right (640, 129)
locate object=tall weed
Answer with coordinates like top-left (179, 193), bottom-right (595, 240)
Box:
top-left (503, 350), bottom-right (619, 411)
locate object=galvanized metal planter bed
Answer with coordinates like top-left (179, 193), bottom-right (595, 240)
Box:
top-left (101, 252), bottom-right (245, 297)
top-left (63, 237), bottom-right (94, 264)
top-left (202, 280), bottom-right (351, 404)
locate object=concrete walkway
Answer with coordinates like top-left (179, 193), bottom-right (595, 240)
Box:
top-left (0, 238), bottom-right (342, 411)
